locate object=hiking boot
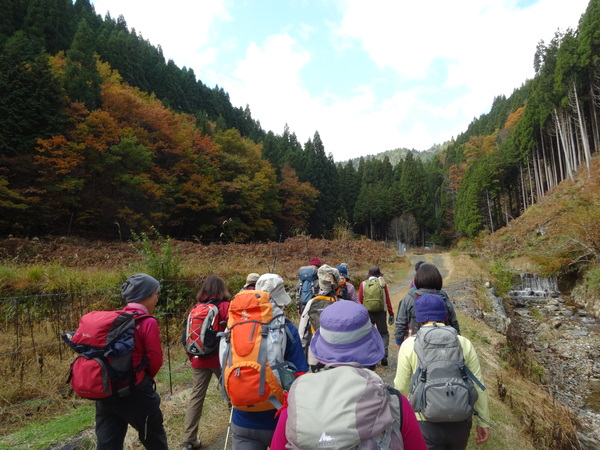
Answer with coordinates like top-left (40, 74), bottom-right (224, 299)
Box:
top-left (182, 440), bottom-right (202, 450)
top-left (381, 357), bottom-right (388, 367)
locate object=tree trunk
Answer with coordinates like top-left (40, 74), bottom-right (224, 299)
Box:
top-left (572, 80), bottom-right (592, 173)
top-left (554, 109), bottom-right (575, 181)
top-left (486, 189), bottom-right (495, 233)
top-left (527, 157), bottom-right (535, 205)
top-left (520, 164), bottom-right (528, 210)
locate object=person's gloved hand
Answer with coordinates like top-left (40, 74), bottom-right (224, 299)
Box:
top-left (388, 314), bottom-right (394, 326)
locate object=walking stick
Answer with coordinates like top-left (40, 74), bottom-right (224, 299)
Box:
top-left (223, 407), bottom-right (233, 450)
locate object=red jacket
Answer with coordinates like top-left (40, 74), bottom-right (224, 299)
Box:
top-left (123, 303), bottom-right (163, 384)
top-left (188, 300), bottom-right (230, 369)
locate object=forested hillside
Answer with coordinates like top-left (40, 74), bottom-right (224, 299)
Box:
top-left (2, 0), bottom-right (600, 253)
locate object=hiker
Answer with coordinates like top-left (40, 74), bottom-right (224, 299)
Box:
top-left (182, 275), bottom-right (231, 450)
top-left (394, 293), bottom-right (491, 449)
top-left (408, 260), bottom-right (425, 290)
top-left (358, 266), bottom-right (394, 366)
top-left (298, 264), bottom-right (342, 372)
top-left (95, 273), bottom-right (168, 449)
top-left (226, 273), bottom-right (308, 449)
top-left (270, 301), bottom-right (427, 449)
top-left (335, 263), bottom-right (359, 302)
top-left (241, 272), bottom-right (260, 290)
top-left (295, 257), bottom-right (321, 314)
top-left (395, 262), bottom-right (460, 345)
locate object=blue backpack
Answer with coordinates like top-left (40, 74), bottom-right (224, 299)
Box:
top-left (297, 266), bottom-right (319, 308)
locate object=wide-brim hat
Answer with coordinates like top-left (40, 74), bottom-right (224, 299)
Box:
top-left (335, 264), bottom-right (348, 278)
top-left (245, 272), bottom-right (260, 284)
top-left (368, 266), bottom-right (383, 278)
top-left (255, 273), bottom-right (291, 306)
top-left (310, 301), bottom-right (384, 366)
top-left (318, 264), bottom-right (341, 293)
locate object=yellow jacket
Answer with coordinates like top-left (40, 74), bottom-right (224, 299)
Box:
top-left (394, 323), bottom-right (491, 426)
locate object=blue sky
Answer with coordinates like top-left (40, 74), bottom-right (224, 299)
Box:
top-left (91, 0), bottom-right (590, 162)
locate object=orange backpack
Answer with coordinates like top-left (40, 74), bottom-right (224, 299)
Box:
top-left (220, 290), bottom-right (294, 411)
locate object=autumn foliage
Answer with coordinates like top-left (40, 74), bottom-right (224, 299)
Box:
top-left (34, 58), bottom-right (316, 241)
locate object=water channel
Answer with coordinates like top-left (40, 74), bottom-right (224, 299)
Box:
top-left (508, 273), bottom-right (600, 447)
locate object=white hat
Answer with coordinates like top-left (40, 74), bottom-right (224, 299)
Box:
top-left (255, 273), bottom-right (292, 306)
top-left (317, 264), bottom-right (341, 293)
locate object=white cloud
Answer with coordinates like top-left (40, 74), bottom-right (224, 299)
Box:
top-left (222, 32), bottom-right (335, 146)
top-left (92, 0), bottom-right (231, 71)
top-left (91, 0), bottom-right (590, 161)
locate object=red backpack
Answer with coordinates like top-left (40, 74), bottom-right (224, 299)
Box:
top-left (183, 302), bottom-right (221, 357)
top-left (62, 309), bottom-right (150, 399)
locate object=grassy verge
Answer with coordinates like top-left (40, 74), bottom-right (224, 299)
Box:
top-left (0, 405), bottom-right (96, 450)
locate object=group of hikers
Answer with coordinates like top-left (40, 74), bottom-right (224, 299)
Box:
top-left (63, 259), bottom-right (491, 450)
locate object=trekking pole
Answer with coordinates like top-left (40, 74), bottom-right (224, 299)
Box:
top-left (223, 407), bottom-right (233, 450)
top-left (270, 233), bottom-right (282, 273)
top-left (162, 263), bottom-right (173, 396)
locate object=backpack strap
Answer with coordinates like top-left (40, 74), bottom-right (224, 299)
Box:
top-left (385, 385), bottom-right (404, 433)
top-left (461, 364), bottom-right (486, 391)
top-left (473, 409), bottom-right (495, 427)
top-left (283, 318), bottom-right (296, 344)
top-left (257, 323), bottom-right (270, 396)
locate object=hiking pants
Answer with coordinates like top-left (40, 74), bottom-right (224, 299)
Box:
top-left (182, 367), bottom-right (221, 443)
top-left (418, 420), bottom-right (472, 450)
top-left (95, 377), bottom-right (168, 450)
top-left (368, 310), bottom-right (389, 357)
top-left (230, 423), bottom-right (274, 450)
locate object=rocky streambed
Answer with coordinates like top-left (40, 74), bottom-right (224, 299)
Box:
top-left (505, 277), bottom-right (600, 448)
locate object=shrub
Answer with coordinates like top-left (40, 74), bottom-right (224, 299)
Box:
top-left (583, 264), bottom-right (600, 296)
top-left (130, 227), bottom-right (183, 280)
top-left (489, 258), bottom-right (515, 297)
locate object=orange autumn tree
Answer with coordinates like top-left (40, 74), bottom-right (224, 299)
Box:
top-left (36, 57), bottom-right (225, 236)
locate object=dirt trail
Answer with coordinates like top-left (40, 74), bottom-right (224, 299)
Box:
top-left (201, 252), bottom-right (458, 450)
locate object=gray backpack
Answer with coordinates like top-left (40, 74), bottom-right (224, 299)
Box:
top-left (409, 325), bottom-right (485, 422)
top-left (286, 365), bottom-right (404, 449)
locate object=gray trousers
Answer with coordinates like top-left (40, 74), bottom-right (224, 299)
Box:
top-left (182, 367), bottom-right (221, 443)
top-left (230, 423), bottom-right (275, 449)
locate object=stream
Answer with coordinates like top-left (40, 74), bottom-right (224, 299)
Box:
top-left (507, 274), bottom-right (600, 447)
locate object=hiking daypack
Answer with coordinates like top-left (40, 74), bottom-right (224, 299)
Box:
top-left (409, 325), bottom-right (485, 422)
top-left (62, 310), bottom-right (150, 399)
top-left (220, 290), bottom-right (296, 412)
top-left (363, 278), bottom-right (385, 312)
top-left (297, 266), bottom-right (319, 308)
top-left (182, 302), bottom-right (221, 357)
top-left (306, 295), bottom-right (336, 333)
top-left (286, 365), bottom-right (404, 449)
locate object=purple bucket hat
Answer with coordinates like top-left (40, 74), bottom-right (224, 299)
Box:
top-left (310, 301), bottom-right (384, 367)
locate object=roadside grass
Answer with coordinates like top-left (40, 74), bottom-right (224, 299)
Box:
top-left (0, 405), bottom-right (96, 450)
top-left (0, 246), bottom-right (585, 449)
